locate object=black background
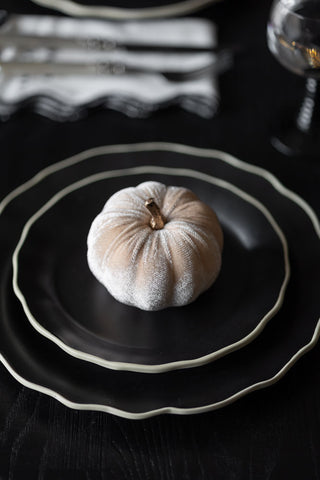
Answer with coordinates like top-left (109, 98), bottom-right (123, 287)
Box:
top-left (1, 0), bottom-right (320, 478)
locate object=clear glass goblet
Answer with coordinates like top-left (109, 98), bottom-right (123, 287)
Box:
top-left (267, 0), bottom-right (320, 155)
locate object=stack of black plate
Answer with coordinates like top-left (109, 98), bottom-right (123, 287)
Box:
top-left (1, 143), bottom-right (319, 419)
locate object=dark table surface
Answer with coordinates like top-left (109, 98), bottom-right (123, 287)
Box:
top-left (1, 0), bottom-right (320, 478)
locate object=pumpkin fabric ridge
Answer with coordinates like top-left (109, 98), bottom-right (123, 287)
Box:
top-left (87, 181), bottom-right (223, 311)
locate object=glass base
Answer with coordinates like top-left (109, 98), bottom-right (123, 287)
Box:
top-left (271, 78), bottom-right (320, 157)
top-left (271, 122), bottom-right (320, 157)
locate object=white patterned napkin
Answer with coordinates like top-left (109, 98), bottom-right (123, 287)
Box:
top-left (0, 15), bottom-right (220, 120)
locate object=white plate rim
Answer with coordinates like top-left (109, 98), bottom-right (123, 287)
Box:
top-left (12, 165), bottom-right (290, 373)
top-left (29, 0), bottom-right (217, 20)
top-left (1, 142), bottom-right (320, 419)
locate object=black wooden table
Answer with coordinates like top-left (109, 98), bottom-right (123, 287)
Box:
top-left (1, 0), bottom-right (320, 478)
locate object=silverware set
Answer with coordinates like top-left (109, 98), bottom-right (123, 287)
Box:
top-left (0, 12), bottom-right (234, 81)
top-left (0, 12), bottom-right (235, 120)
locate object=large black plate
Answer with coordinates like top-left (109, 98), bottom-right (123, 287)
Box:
top-left (13, 169), bottom-right (288, 372)
top-left (0, 144), bottom-right (319, 418)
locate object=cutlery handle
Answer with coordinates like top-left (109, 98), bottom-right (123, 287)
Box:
top-left (0, 51), bottom-right (232, 80)
top-left (0, 60), bottom-right (127, 76)
top-left (0, 32), bottom-right (118, 52)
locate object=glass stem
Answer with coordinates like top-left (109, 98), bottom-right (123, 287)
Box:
top-left (296, 78), bottom-right (320, 134)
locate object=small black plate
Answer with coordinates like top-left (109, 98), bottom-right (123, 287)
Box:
top-left (15, 170), bottom-right (288, 372)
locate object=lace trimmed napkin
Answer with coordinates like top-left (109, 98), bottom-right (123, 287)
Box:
top-left (0, 15), bottom-right (220, 120)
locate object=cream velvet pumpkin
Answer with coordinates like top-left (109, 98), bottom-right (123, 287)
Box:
top-left (87, 181), bottom-right (223, 311)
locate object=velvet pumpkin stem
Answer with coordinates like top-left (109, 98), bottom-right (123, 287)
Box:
top-left (145, 198), bottom-right (166, 230)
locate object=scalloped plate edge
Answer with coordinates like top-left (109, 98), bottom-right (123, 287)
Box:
top-left (1, 319), bottom-right (320, 419)
top-left (29, 0), bottom-right (217, 20)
